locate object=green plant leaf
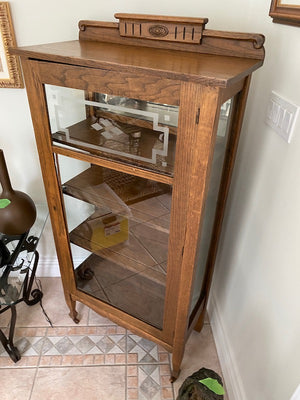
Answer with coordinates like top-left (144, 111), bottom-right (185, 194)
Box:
top-left (199, 378), bottom-right (225, 395)
top-left (0, 199), bottom-right (11, 209)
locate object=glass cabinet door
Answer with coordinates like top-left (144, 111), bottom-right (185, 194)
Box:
top-left (45, 85), bottom-right (178, 329)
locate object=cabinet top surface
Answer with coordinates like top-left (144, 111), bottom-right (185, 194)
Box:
top-left (13, 39), bottom-right (263, 87)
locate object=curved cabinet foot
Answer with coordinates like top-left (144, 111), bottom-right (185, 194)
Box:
top-left (170, 370), bottom-right (180, 383)
top-left (171, 351), bottom-right (183, 383)
top-left (66, 295), bottom-right (79, 323)
top-left (69, 311), bottom-right (80, 324)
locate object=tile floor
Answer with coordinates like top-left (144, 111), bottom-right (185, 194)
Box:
top-left (0, 277), bottom-right (224, 400)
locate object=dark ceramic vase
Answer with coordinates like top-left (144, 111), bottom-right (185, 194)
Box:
top-left (0, 149), bottom-right (36, 236)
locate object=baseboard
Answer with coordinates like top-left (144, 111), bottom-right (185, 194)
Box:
top-left (36, 256), bottom-right (61, 277)
top-left (207, 291), bottom-right (247, 400)
top-left (36, 256), bottom-right (88, 277)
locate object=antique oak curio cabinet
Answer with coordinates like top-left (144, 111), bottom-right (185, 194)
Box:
top-left (12, 14), bottom-right (265, 379)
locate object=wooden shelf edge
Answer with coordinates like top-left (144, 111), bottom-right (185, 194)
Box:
top-left (62, 165), bottom-right (171, 209)
top-left (53, 145), bottom-right (174, 185)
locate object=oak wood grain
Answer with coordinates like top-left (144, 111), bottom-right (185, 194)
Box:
top-left (53, 145), bottom-right (174, 185)
top-left (77, 19), bottom-right (264, 60)
top-left (193, 75), bottom-right (252, 333)
top-left (168, 83), bottom-right (221, 379)
top-left (114, 13), bottom-right (208, 44)
top-left (20, 58), bottom-right (79, 321)
top-left (37, 60), bottom-right (181, 105)
top-left (12, 40), bottom-right (263, 88)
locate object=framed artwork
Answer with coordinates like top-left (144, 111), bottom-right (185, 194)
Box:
top-left (0, 2), bottom-right (23, 88)
top-left (270, 0), bottom-right (300, 26)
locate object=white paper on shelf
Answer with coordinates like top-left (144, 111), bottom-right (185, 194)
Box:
top-left (91, 122), bottom-right (103, 131)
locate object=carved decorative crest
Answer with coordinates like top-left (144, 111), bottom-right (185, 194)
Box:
top-left (115, 13), bottom-right (208, 44)
top-left (78, 14), bottom-right (265, 60)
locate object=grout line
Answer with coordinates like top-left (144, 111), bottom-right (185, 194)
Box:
top-left (28, 325), bottom-right (49, 400)
top-left (130, 227), bottom-right (165, 266)
top-left (28, 365), bottom-right (39, 400)
top-left (169, 352), bottom-right (176, 400)
top-left (86, 307), bottom-right (90, 326)
top-left (125, 328), bottom-right (128, 400)
top-left (1, 327), bottom-right (176, 400)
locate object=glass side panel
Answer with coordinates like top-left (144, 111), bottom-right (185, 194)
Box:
top-left (0, 204), bottom-right (49, 305)
top-left (57, 155), bottom-right (171, 329)
top-left (45, 85), bottom-right (178, 176)
top-left (189, 98), bottom-right (233, 319)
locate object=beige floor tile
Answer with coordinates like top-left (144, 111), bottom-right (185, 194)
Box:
top-left (173, 324), bottom-right (222, 395)
top-left (88, 308), bottom-right (117, 326)
top-left (15, 277), bottom-right (88, 327)
top-left (130, 197), bottom-right (170, 218)
top-left (0, 310), bottom-right (10, 328)
top-left (0, 368), bottom-right (36, 400)
top-left (0, 275), bottom-right (224, 400)
top-left (30, 366), bottom-right (126, 400)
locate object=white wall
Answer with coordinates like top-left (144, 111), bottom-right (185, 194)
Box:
top-left (0, 1), bottom-right (299, 399)
top-left (209, 5), bottom-right (300, 400)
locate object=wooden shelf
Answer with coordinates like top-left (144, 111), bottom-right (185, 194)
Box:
top-left (94, 109), bottom-right (178, 136)
top-left (70, 204), bottom-right (168, 330)
top-left (69, 207), bottom-right (169, 278)
top-left (63, 165), bottom-right (171, 208)
top-left (52, 116), bottom-right (176, 176)
top-left (75, 253), bottom-right (165, 329)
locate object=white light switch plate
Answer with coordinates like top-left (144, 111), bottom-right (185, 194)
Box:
top-left (265, 91), bottom-right (299, 143)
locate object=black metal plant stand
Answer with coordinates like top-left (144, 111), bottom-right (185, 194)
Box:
top-left (0, 231), bottom-right (43, 362)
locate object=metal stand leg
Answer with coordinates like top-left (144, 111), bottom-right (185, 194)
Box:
top-left (0, 305), bottom-right (21, 362)
top-left (0, 250), bottom-right (43, 362)
top-left (23, 251), bottom-right (43, 306)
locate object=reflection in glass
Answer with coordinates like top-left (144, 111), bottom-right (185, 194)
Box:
top-left (57, 155), bottom-right (171, 329)
top-left (189, 98), bottom-right (233, 318)
top-left (0, 204), bottom-right (48, 305)
top-left (45, 85), bottom-right (178, 175)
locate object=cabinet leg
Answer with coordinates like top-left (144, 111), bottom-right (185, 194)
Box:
top-left (170, 347), bottom-right (184, 382)
top-left (193, 312), bottom-right (205, 333)
top-left (66, 294), bottom-right (79, 324)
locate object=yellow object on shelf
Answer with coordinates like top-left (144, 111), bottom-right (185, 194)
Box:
top-left (90, 213), bottom-right (129, 250)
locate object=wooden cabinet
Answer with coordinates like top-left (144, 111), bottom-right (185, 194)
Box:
top-left (12, 14), bottom-right (264, 380)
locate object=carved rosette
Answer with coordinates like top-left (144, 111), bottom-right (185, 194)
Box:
top-left (148, 25), bottom-right (169, 38)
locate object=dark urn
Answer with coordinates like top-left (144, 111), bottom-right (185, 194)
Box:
top-left (0, 149), bottom-right (36, 235)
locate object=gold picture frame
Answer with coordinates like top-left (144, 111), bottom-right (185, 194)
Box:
top-left (0, 2), bottom-right (23, 88)
top-left (270, 0), bottom-right (300, 26)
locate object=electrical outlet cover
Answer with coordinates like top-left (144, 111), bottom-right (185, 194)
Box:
top-left (265, 91), bottom-right (299, 143)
